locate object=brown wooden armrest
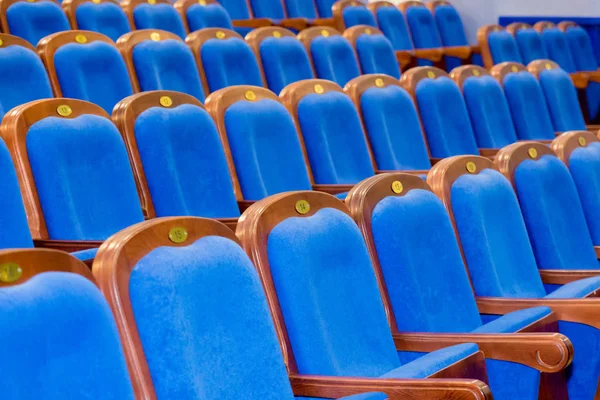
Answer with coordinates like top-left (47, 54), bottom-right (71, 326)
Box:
top-left (395, 50), bottom-right (414, 69)
top-left (586, 70), bottom-right (600, 83)
top-left (470, 45), bottom-right (481, 54)
top-left (570, 72), bottom-right (589, 89)
top-left (443, 46), bottom-right (471, 59)
top-left (413, 48), bottom-right (444, 62)
top-left (312, 184), bottom-right (355, 195)
top-left (540, 268), bottom-right (600, 286)
top-left (376, 169), bottom-right (429, 176)
top-left (34, 239), bottom-right (103, 253)
top-left (232, 18), bottom-right (273, 28)
top-left (586, 125), bottom-right (600, 133)
top-left (478, 148), bottom-right (498, 158)
top-left (308, 17), bottom-right (335, 27)
top-left (217, 217), bottom-right (238, 232)
top-left (237, 200), bottom-right (255, 212)
top-left (278, 18), bottom-right (308, 31)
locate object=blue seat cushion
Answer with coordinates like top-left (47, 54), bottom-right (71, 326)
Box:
top-left (310, 35), bottom-right (360, 87)
top-left (473, 306), bottom-right (552, 333)
top-left (259, 36), bottom-right (313, 95)
top-left (6, 1), bottom-right (70, 45)
top-left (75, 2), bottom-right (131, 42)
top-left (375, 7), bottom-right (413, 51)
top-left (565, 26), bottom-right (599, 71)
top-left (355, 34), bottom-right (400, 79)
top-left (488, 31), bottom-right (522, 64)
top-left (132, 4), bottom-right (186, 39)
top-left (186, 3), bottom-right (232, 31)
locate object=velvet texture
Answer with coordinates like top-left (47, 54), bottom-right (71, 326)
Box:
top-left (132, 39), bottom-right (205, 102)
top-left (297, 91), bottom-right (375, 184)
top-left (223, 99), bottom-right (311, 200)
top-left (283, 0), bottom-right (318, 19)
top-left (404, 5), bottom-right (441, 66)
top-left (259, 36), bottom-right (314, 94)
top-left (310, 35), bottom-right (360, 86)
top-left (75, 2), bottom-right (131, 42)
top-left (514, 29), bottom-right (547, 65)
top-left (355, 34), bottom-right (400, 79)
top-left (248, 0), bottom-right (286, 19)
top-left (26, 114), bottom-right (144, 240)
top-left (431, 5), bottom-right (468, 70)
top-left (538, 68), bottom-right (586, 131)
top-left (374, 7), bottom-right (413, 52)
top-left (186, 3), bottom-right (233, 31)
top-left (132, 3), bottom-right (186, 39)
top-left (314, 0), bottom-right (336, 18)
top-left (216, 0), bottom-right (250, 19)
top-left (342, 6), bottom-right (376, 28)
top-left (6, 1), bottom-right (69, 45)
top-left (488, 31), bottom-right (522, 64)
top-left (1, 272), bottom-right (134, 399)
top-left (539, 28), bottom-right (577, 73)
top-left (134, 104), bottom-right (239, 218)
top-left (53, 41), bottom-right (133, 113)
top-left (569, 142), bottom-right (600, 245)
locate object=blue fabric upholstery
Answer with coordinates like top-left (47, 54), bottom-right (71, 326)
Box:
top-left (248, 0), bottom-right (285, 19)
top-left (75, 2), bottom-right (131, 42)
top-left (569, 142), bottom-right (600, 245)
top-left (514, 155), bottom-right (597, 270)
top-left (431, 5), bottom-right (467, 70)
top-left (283, 0), bottom-right (317, 19)
top-left (297, 91), bottom-right (375, 184)
top-left (259, 36), bottom-right (314, 94)
top-left (0, 45), bottom-right (52, 118)
top-left (216, 0), bottom-right (250, 19)
top-left (540, 28), bottom-right (577, 72)
top-left (26, 115), bottom-right (144, 240)
top-left (355, 34), bottom-right (400, 78)
top-left (132, 4), bottom-right (186, 39)
top-left (488, 31), bottom-right (522, 64)
top-left (546, 276), bottom-right (600, 298)
top-left (473, 307), bottom-right (552, 333)
top-left (404, 6), bottom-right (442, 49)
top-left (374, 6), bottom-right (413, 51)
top-left (6, 1), bottom-right (70, 45)
top-left (309, 35), bottom-right (360, 86)
top-left (342, 6), bottom-right (376, 28)
top-left (223, 99), bottom-right (311, 200)
top-left (53, 41), bottom-right (133, 114)
top-left (538, 68), bottom-right (586, 131)
top-left (71, 247), bottom-right (98, 262)
top-left (1, 272), bottom-right (134, 399)
top-left (502, 71), bottom-right (555, 140)
top-left (134, 104), bottom-right (239, 218)
top-left (514, 29), bottom-right (547, 65)
top-left (359, 85), bottom-right (430, 170)
top-left (463, 75), bottom-right (518, 148)
top-left (200, 37), bottom-right (263, 93)
top-left (186, 3), bottom-right (233, 31)
top-left (314, 0), bottom-right (335, 18)
top-left (415, 77), bottom-right (479, 157)
top-left (132, 39), bottom-right (205, 102)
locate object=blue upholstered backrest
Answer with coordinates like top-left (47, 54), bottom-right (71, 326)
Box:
top-left (75, 3), bottom-right (131, 42)
top-left (538, 68), bottom-right (586, 131)
top-left (224, 99), bottom-right (311, 200)
top-left (130, 236), bottom-right (295, 398)
top-left (1, 272), bottom-right (134, 399)
top-left (488, 31), bottom-right (522, 64)
top-left (450, 169), bottom-right (546, 298)
top-left (503, 71), bottom-right (555, 140)
top-left (268, 208), bottom-right (400, 376)
top-left (314, 0), bottom-right (336, 18)
top-left (433, 5), bottom-right (467, 46)
top-left (297, 91), bottom-right (375, 184)
top-left (0, 45), bottom-right (52, 118)
top-left (216, 0), bottom-right (250, 19)
top-left (540, 28), bottom-right (577, 73)
top-left (259, 36), bottom-right (314, 94)
top-left (186, 3), bottom-right (233, 31)
top-left (375, 7), bottom-right (413, 51)
top-left (200, 37), bottom-right (263, 93)
top-left (355, 33), bottom-right (400, 79)
top-left (6, 1), bottom-right (69, 45)
top-left (569, 142), bottom-right (600, 245)
top-left (310, 35), bottom-right (360, 86)
top-left (284, 0), bottom-right (317, 18)
top-left (249, 0), bottom-right (285, 19)
top-left (462, 75), bottom-right (518, 148)
top-left (415, 77), bottom-right (479, 158)
top-left (26, 114), bottom-right (144, 240)
top-left (342, 6), bottom-right (376, 28)
top-left (372, 190), bottom-right (482, 333)
top-left (132, 40), bottom-right (205, 102)
top-left (54, 41), bottom-right (133, 114)
top-left (564, 26), bottom-right (598, 71)
top-left (514, 155), bottom-right (597, 270)
top-left (404, 6), bottom-right (442, 49)
top-left (132, 4), bottom-right (186, 39)
top-left (359, 85), bottom-right (430, 170)
top-left (514, 29), bottom-right (547, 65)
top-left (134, 104), bottom-right (239, 218)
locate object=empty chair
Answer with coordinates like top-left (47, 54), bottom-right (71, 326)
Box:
top-left (118, 29), bottom-right (205, 102)
top-left (174, 0), bottom-right (233, 32)
top-left (187, 28), bottom-right (263, 95)
top-left (314, 0), bottom-right (336, 18)
top-left (215, 0), bottom-right (271, 37)
top-left (38, 30), bottom-right (133, 113)
top-left (246, 27), bottom-right (314, 95)
top-left (477, 24), bottom-right (522, 68)
top-left (284, 0), bottom-right (334, 26)
top-left (0, 0), bottom-right (70, 45)
top-left (343, 25), bottom-right (400, 79)
top-left (62, 0), bottom-right (131, 42)
top-left (122, 0), bottom-right (186, 39)
top-left (332, 0), bottom-right (376, 31)
top-left (245, 0), bottom-right (309, 31)
top-left (505, 23), bottom-right (547, 65)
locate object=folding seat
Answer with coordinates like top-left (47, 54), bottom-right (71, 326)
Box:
top-left (0, 98), bottom-right (145, 261)
top-left (38, 30), bottom-right (133, 114)
top-left (344, 74), bottom-right (431, 172)
top-left (505, 22), bottom-right (547, 65)
top-left (62, 0), bottom-right (131, 42)
top-left (0, 248), bottom-right (135, 399)
top-left (477, 24), bottom-right (523, 68)
top-left (246, 27), bottom-right (314, 94)
top-left (343, 25), bottom-right (401, 79)
top-left (174, 0), bottom-right (233, 32)
top-left (346, 173), bottom-right (574, 400)
top-left (298, 26), bottom-right (360, 87)
top-left (236, 191), bottom-right (493, 399)
top-left (121, 0), bottom-right (187, 39)
top-left (429, 154), bottom-right (600, 400)
top-left (331, 0), bottom-right (376, 32)
top-left (117, 29), bottom-right (205, 102)
top-left (0, 34), bottom-right (53, 118)
top-left (0, 0), bottom-right (70, 45)
top-left (113, 91), bottom-right (240, 230)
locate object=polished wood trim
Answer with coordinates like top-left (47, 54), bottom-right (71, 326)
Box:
top-left (332, 0), bottom-right (371, 31)
top-left (120, 0), bottom-right (177, 31)
top-left (490, 61), bottom-right (526, 83)
top-left (297, 26), bottom-right (342, 66)
top-left (449, 65), bottom-right (490, 89)
top-left (533, 21), bottom-right (556, 33)
top-left (0, 33), bottom-right (36, 52)
top-left (62, 0), bottom-right (125, 30)
top-left (476, 24), bottom-right (503, 68)
top-left (557, 20), bottom-right (579, 32)
top-left (245, 26), bottom-right (298, 85)
top-left (550, 130), bottom-right (599, 167)
top-left (505, 22), bottom-right (532, 35)
top-left (397, 0), bottom-right (424, 13)
top-left (540, 269), bottom-right (600, 286)
top-left (34, 239), bottom-right (103, 253)
top-left (493, 141), bottom-right (555, 188)
top-left (312, 184), bottom-right (354, 195)
top-left (527, 59), bottom-right (559, 78)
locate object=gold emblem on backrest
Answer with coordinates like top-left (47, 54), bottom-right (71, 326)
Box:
top-left (245, 90), bottom-right (256, 101)
top-left (56, 105), bottom-right (72, 117)
top-left (466, 161), bottom-right (477, 173)
top-left (92, 0), bottom-right (101, 3)
top-left (511, 65), bottom-right (518, 73)
top-left (473, 69), bottom-right (480, 77)
top-left (545, 63), bottom-right (552, 70)
top-left (295, 200), bottom-right (310, 215)
top-left (75, 34), bottom-right (87, 44)
top-left (321, 30), bottom-right (330, 37)
top-left (150, 32), bottom-right (161, 41)
top-left (148, 0), bottom-right (156, 4)
top-left (168, 227), bottom-right (188, 243)
top-left (273, 31), bottom-right (282, 38)
top-left (528, 147), bottom-right (538, 159)
top-left (578, 136), bottom-right (587, 147)
top-left (0, 263), bottom-right (22, 283)
top-left (375, 78), bottom-right (384, 87)
top-left (427, 71), bottom-right (435, 79)
top-left (216, 31), bottom-right (226, 39)
top-left (391, 180), bottom-right (403, 194)
top-left (365, 28), bottom-right (372, 35)
top-left (0, 39), bottom-right (4, 47)
top-left (314, 84), bottom-right (324, 94)
top-left (159, 96), bottom-right (172, 107)
top-left (198, 0), bottom-right (206, 4)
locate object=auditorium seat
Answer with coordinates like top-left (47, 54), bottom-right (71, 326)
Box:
top-left (331, 0), bottom-right (376, 32)
top-left (113, 90), bottom-right (239, 229)
top-left (477, 24), bottom-right (522, 68)
top-left (38, 30), bottom-right (133, 113)
top-left (174, 0), bottom-right (233, 32)
top-left (186, 28), bottom-right (263, 95)
top-left (344, 74), bottom-right (431, 172)
top-left (117, 29), bottom-right (205, 102)
top-left (246, 27), bottom-right (314, 94)
top-left (343, 25), bottom-right (400, 79)
top-left (282, 0), bottom-right (334, 27)
top-left (314, 0), bottom-right (336, 18)
top-left (215, 0), bottom-right (271, 37)
top-left (346, 173), bottom-right (573, 400)
top-left (298, 26), bottom-right (360, 86)
top-left (0, 34), bottom-right (53, 118)
top-left (121, 0), bottom-right (187, 39)
top-left (0, 0), bottom-right (70, 45)
top-left (246, 0), bottom-right (308, 32)
top-left (0, 248), bottom-right (135, 399)
top-left (62, 0), bottom-right (131, 42)
top-left (429, 155), bottom-right (600, 400)
top-left (505, 23), bottom-right (547, 65)
top-left (237, 191), bottom-right (492, 396)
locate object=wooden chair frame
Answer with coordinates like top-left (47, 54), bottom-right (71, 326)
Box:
top-left (0, 32), bottom-right (37, 51)
top-left (62, 0), bottom-right (127, 30)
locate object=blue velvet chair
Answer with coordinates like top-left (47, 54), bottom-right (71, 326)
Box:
top-left (346, 173), bottom-right (573, 400)
top-left (314, 0), bottom-right (336, 18)
top-left (477, 24), bottom-right (522, 69)
top-left (187, 28), bottom-right (264, 95)
top-left (64, 0), bottom-right (131, 42)
top-left (430, 154), bottom-right (600, 400)
top-left (331, 0), bottom-right (376, 32)
top-left (174, 0), bottom-right (233, 32)
top-left (211, 0), bottom-right (269, 36)
top-left (344, 25), bottom-right (400, 79)
top-left (283, 0), bottom-right (319, 19)
top-left (0, 249), bottom-right (135, 399)
top-left (39, 31), bottom-right (133, 114)
top-left (118, 29), bottom-right (205, 102)
top-left (0, 34), bottom-right (53, 119)
top-left (2, 0), bottom-right (70, 45)
top-left (122, 0), bottom-right (187, 39)
top-left (504, 23), bottom-right (547, 65)
top-left (245, 0), bottom-right (309, 31)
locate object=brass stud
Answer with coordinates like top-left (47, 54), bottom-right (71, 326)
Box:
top-left (92, 0), bottom-right (101, 3)
top-left (198, 0), bottom-right (206, 4)
top-left (427, 71), bottom-right (435, 79)
top-left (75, 34), bottom-right (87, 44)
top-left (321, 29), bottom-right (330, 37)
top-left (578, 136), bottom-right (587, 147)
top-left (295, 200), bottom-right (310, 215)
top-left (545, 63), bottom-right (552, 70)
top-left (273, 31), bottom-right (282, 38)
top-left (365, 28), bottom-right (372, 35)
top-left (473, 69), bottom-right (480, 77)
top-left (511, 65), bottom-right (518, 73)
top-left (466, 161), bottom-right (477, 173)
top-left (150, 32), bottom-right (161, 41)
top-left (375, 78), bottom-right (384, 88)
top-left (168, 227), bottom-right (188, 243)
top-left (528, 147), bottom-right (538, 159)
top-left (56, 105), bottom-right (72, 117)
top-left (159, 96), bottom-right (173, 107)
top-left (216, 31), bottom-right (226, 39)
top-left (245, 90), bottom-right (256, 101)
top-left (314, 84), bottom-right (324, 94)
top-left (0, 263), bottom-right (22, 283)
top-left (148, 0), bottom-right (156, 4)
top-left (0, 39), bottom-right (4, 47)
top-left (391, 180), bottom-right (403, 194)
